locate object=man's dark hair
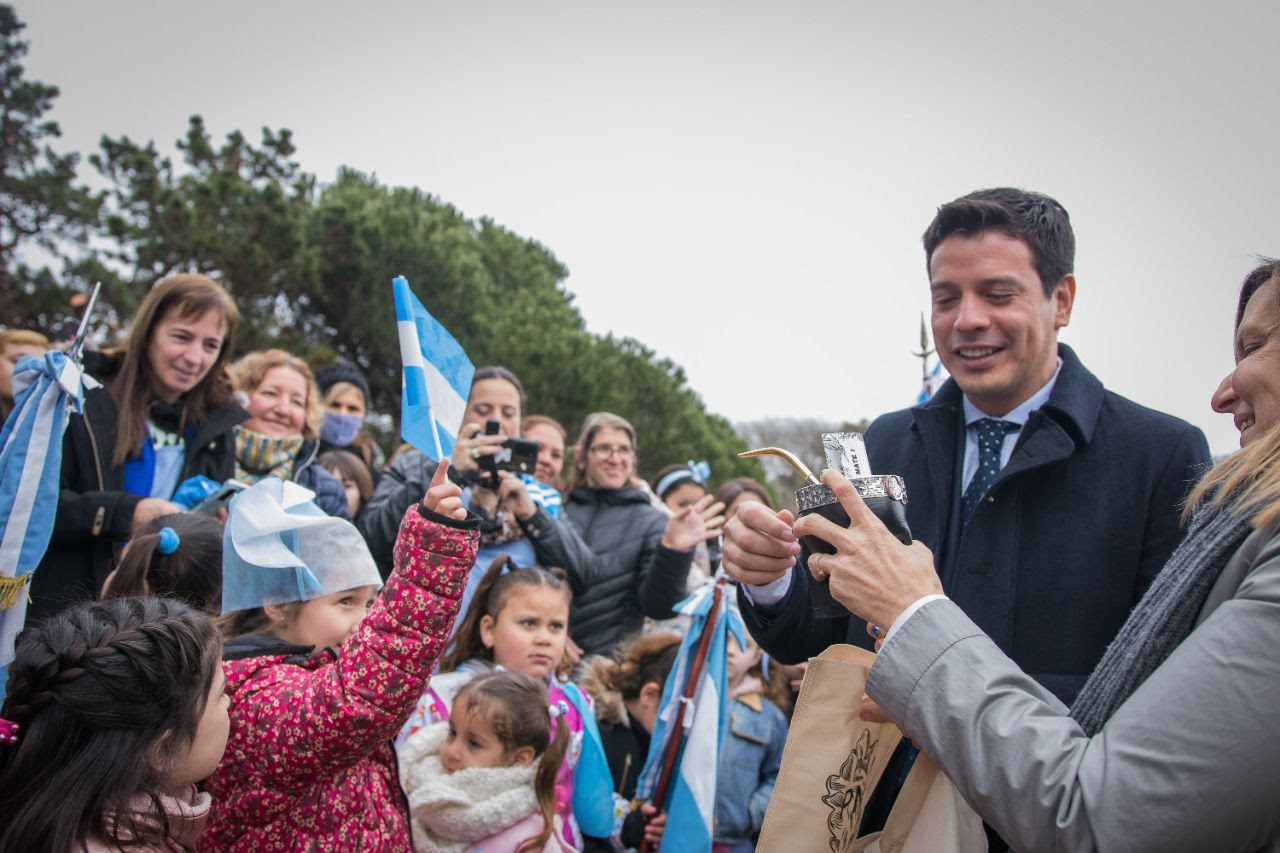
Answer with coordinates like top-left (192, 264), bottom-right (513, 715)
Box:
top-left (922, 188), bottom-right (1075, 297)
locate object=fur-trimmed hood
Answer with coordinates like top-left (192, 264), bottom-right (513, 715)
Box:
top-left (579, 655), bottom-right (628, 727)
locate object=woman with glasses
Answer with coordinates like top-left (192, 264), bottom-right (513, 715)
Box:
top-left (563, 412), bottom-right (724, 657)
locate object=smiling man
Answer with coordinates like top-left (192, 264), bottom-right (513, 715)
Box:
top-left (725, 187), bottom-right (1211, 849)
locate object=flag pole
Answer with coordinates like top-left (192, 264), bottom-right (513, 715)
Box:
top-left (67, 282), bottom-right (102, 364)
top-left (639, 581), bottom-right (726, 853)
top-left (910, 311), bottom-right (934, 383)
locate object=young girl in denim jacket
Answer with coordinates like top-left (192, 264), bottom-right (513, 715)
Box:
top-left (713, 629), bottom-right (788, 853)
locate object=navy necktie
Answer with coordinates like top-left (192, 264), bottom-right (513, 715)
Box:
top-left (960, 418), bottom-right (1019, 527)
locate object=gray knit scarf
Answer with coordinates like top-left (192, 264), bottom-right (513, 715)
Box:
top-left (1069, 501), bottom-right (1255, 736)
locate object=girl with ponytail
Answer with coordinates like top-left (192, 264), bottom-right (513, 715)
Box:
top-left (398, 556), bottom-right (615, 847)
top-left (102, 512), bottom-right (224, 614)
top-left (399, 671), bottom-right (573, 852)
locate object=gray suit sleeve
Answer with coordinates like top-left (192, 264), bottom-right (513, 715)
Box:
top-left (866, 525), bottom-right (1280, 853)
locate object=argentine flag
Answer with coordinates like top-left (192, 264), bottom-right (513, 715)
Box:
top-left (916, 358), bottom-right (947, 404)
top-left (0, 351), bottom-right (86, 701)
top-left (636, 580), bottom-right (745, 852)
top-left (393, 276), bottom-right (475, 460)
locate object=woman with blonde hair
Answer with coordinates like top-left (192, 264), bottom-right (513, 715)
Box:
top-left (228, 349), bottom-right (350, 518)
top-left (35, 274), bottom-right (244, 622)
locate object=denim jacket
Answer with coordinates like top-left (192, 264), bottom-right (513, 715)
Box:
top-left (714, 693), bottom-right (788, 845)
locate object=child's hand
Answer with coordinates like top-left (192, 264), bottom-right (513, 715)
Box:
top-left (423, 459), bottom-right (466, 520)
top-left (641, 804), bottom-right (666, 844)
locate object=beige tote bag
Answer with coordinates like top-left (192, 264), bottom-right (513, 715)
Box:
top-left (756, 645), bottom-right (903, 853)
top-left (847, 751), bottom-right (986, 853)
top-left (756, 644), bottom-right (985, 853)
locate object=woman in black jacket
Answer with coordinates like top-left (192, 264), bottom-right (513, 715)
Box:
top-left (562, 412), bottom-right (724, 657)
top-left (35, 273), bottom-right (246, 621)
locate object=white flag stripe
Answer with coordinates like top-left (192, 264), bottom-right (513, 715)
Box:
top-left (0, 595), bottom-right (29, 669)
top-left (686, 670), bottom-right (720, 826)
top-left (0, 388), bottom-right (57, 572)
top-left (422, 358), bottom-right (469, 433)
top-left (396, 319), bottom-right (426, 372)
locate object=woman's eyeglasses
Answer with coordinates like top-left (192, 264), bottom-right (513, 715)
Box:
top-left (588, 444), bottom-right (633, 459)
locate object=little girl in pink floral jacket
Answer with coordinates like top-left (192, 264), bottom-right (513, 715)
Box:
top-left (204, 463), bottom-right (479, 850)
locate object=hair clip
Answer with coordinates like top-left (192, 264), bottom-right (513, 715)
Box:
top-left (687, 460), bottom-right (711, 485)
top-left (157, 526), bottom-right (180, 555)
top-left (0, 717), bottom-right (19, 745)
top-left (548, 700), bottom-right (569, 719)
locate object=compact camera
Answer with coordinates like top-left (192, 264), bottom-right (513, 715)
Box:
top-left (477, 419), bottom-right (540, 489)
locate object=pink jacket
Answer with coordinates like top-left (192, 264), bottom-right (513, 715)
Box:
top-left (203, 504), bottom-right (479, 851)
top-left (82, 785), bottom-right (211, 852)
top-left (465, 812), bottom-right (574, 853)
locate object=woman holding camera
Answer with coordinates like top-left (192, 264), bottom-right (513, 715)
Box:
top-left (360, 367), bottom-right (587, 616)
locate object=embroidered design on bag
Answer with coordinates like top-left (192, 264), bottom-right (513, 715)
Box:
top-left (821, 728), bottom-right (878, 852)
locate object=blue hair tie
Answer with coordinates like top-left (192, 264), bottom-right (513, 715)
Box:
top-left (157, 526), bottom-right (180, 555)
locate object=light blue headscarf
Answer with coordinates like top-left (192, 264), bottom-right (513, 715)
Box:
top-left (221, 478), bottom-right (382, 614)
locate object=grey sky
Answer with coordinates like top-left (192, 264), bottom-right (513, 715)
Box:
top-left (18, 1), bottom-right (1278, 455)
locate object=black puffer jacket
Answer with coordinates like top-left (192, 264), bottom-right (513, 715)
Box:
top-left (562, 486), bottom-right (693, 657)
top-left (34, 351), bottom-right (246, 622)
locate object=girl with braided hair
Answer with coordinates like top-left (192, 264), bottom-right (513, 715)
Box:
top-left (0, 596), bottom-right (228, 852)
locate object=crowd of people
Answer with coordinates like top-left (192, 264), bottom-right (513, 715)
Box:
top-left (0, 184), bottom-right (1276, 852)
top-left (0, 280), bottom-right (786, 851)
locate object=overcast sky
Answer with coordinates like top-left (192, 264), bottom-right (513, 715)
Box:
top-left (18, 1), bottom-right (1278, 455)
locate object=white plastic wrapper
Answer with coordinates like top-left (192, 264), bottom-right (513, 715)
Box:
top-left (822, 431), bottom-right (873, 478)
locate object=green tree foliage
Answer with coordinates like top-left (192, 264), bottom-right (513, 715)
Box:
top-left (89, 116), bottom-right (318, 354)
top-left (0, 3), bottom-right (97, 329)
top-left (3, 72), bottom-right (764, 485)
top-left (308, 168), bottom-right (759, 484)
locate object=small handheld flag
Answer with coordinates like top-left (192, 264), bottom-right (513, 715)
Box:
top-left (392, 276), bottom-right (475, 460)
top-left (636, 579), bottom-right (745, 852)
top-left (0, 281), bottom-right (100, 700)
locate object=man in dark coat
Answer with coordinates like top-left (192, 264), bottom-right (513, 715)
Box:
top-left (723, 187), bottom-right (1210, 847)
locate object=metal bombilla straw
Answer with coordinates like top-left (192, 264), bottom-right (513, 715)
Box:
top-left (738, 446), bottom-right (821, 486)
